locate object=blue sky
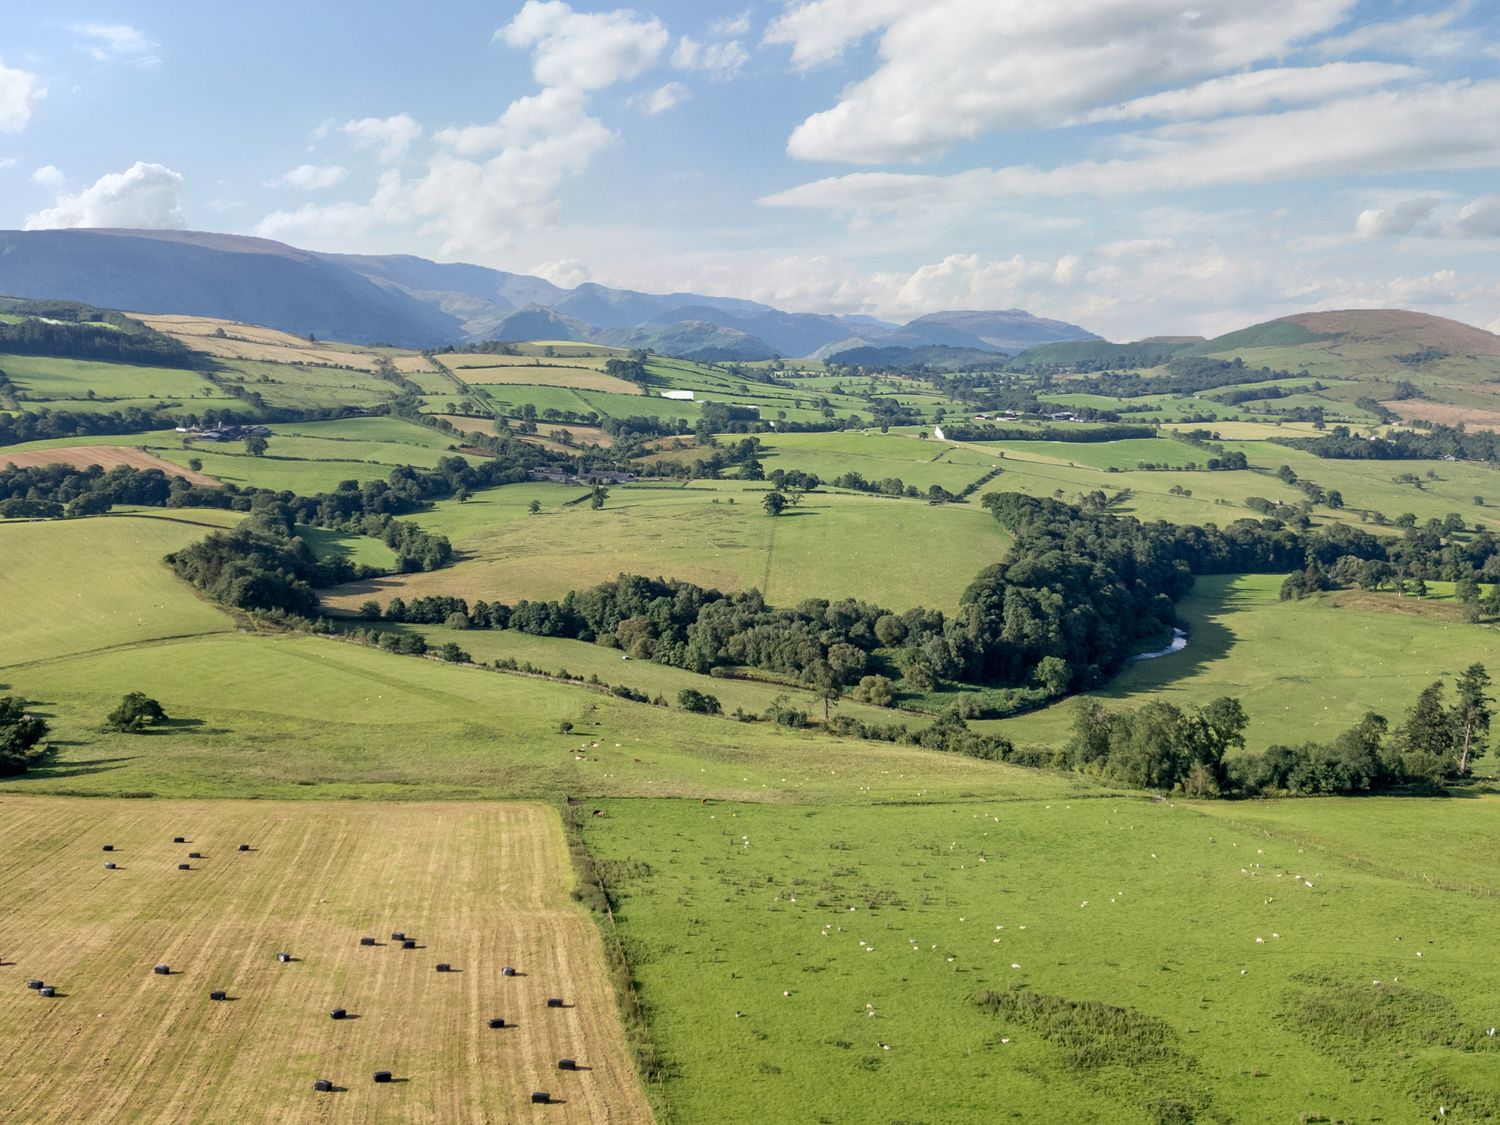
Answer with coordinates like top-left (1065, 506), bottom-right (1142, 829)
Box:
top-left (1, 1), bottom-right (1499, 338)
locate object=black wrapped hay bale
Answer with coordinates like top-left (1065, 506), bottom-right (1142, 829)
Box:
top-left (373, 1071), bottom-right (392, 1084)
top-left (25, 979), bottom-right (43, 990)
top-left (104, 862), bottom-right (117, 870)
top-left (173, 837), bottom-right (186, 844)
top-left (153, 965), bottom-right (170, 976)
top-left (188, 852), bottom-right (202, 859)
top-left (313, 1078), bottom-right (333, 1093)
top-left (237, 844), bottom-right (251, 852)
top-left (39, 986), bottom-right (56, 997)
top-left (210, 990), bottom-right (227, 1001)
top-left (101, 845), bottom-right (114, 852)
top-left (488, 1017), bottom-right (506, 1029)
top-left (401, 939), bottom-right (416, 950)
top-left (276, 952), bottom-right (291, 963)
top-left (359, 937), bottom-right (376, 947)
top-left (531, 1092), bottom-right (550, 1104)
top-left (558, 1059), bottom-right (576, 1071)
top-left (178, 864), bottom-right (191, 871)
top-left (502, 966), bottom-right (517, 977)
top-left (330, 1008), bottom-right (347, 1020)
top-left (546, 997), bottom-right (564, 1008)
top-left (390, 931), bottom-right (405, 941)
top-left (436, 963), bottom-right (450, 973)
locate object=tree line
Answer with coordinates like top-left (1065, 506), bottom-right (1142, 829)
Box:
top-left (1276, 423), bottom-right (1500, 462)
top-left (1067, 664), bottom-right (1491, 796)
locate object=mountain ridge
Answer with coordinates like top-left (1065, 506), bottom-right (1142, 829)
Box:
top-left (0, 228), bottom-right (1099, 358)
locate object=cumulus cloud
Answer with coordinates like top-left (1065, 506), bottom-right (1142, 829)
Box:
top-left (258, 90), bottom-right (612, 257)
top-left (1315, 3), bottom-right (1473, 59)
top-left (532, 258), bottom-right (590, 287)
top-left (1354, 196), bottom-right (1440, 238)
top-left (342, 114), bottom-right (422, 162)
top-left (70, 23), bottom-right (160, 67)
top-left (499, 1), bottom-right (669, 90)
top-left (672, 36), bottom-right (749, 77)
top-left (711, 11), bottom-right (752, 38)
top-left (30, 164), bottom-right (64, 189)
top-left (25, 161), bottom-right (186, 229)
top-left (267, 163), bottom-right (348, 190)
top-left (0, 56), bottom-right (45, 132)
top-left (773, 0), bottom-right (1360, 163)
top-left (633, 81), bottom-right (689, 115)
top-left (765, 81), bottom-right (1500, 212)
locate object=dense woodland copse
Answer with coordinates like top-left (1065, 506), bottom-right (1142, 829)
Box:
top-left (0, 300), bottom-right (199, 368)
top-left (1277, 423), bottom-right (1500, 462)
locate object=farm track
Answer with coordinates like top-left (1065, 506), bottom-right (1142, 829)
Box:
top-left (0, 799), bottom-right (653, 1124)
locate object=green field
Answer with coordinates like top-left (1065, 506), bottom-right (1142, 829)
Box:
top-left (586, 793), bottom-right (1500, 1123)
top-left (323, 482), bottom-right (1012, 615)
top-left (753, 431), bottom-right (1000, 492)
top-left (991, 573), bottom-right (1500, 753)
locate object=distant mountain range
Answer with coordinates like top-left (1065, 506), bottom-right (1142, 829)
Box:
top-left (0, 228), bottom-right (1100, 360)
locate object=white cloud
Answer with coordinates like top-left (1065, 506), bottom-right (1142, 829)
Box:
top-left (633, 82), bottom-right (689, 115)
top-left (24, 161), bottom-right (186, 230)
top-left (30, 164), bottom-right (64, 189)
top-left (765, 81), bottom-right (1500, 212)
top-left (672, 36), bottom-right (749, 77)
top-left (711, 11), bottom-right (752, 38)
top-left (0, 157), bottom-right (18, 170)
top-left (1443, 195), bottom-right (1500, 238)
top-left (1354, 196), bottom-right (1439, 238)
top-left (499, 1), bottom-right (669, 91)
top-left (258, 90), bottom-right (613, 257)
top-left (1316, 3), bottom-right (1473, 60)
top-left (532, 258), bottom-right (590, 287)
top-left (0, 57), bottom-right (45, 132)
top-left (267, 163), bottom-right (348, 190)
top-left (341, 114), bottom-right (422, 163)
top-left (1080, 63), bottom-right (1419, 124)
top-left (763, 0), bottom-right (910, 68)
top-left (70, 23), bottom-right (160, 67)
top-left (776, 0), bottom-right (1359, 163)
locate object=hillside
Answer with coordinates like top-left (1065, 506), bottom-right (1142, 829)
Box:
top-left (0, 227), bottom-right (1099, 359)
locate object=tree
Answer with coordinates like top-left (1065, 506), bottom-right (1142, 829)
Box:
top-left (454, 485), bottom-right (470, 503)
top-left (763, 490), bottom-right (788, 517)
top-left (1034, 655), bottom-right (1071, 696)
top-left (1452, 662), bottom-right (1492, 776)
top-left (678, 688), bottom-right (722, 715)
top-left (1398, 680), bottom-right (1454, 782)
top-left (590, 484), bottom-right (609, 510)
top-left (105, 691), bottom-right (168, 732)
top-left (804, 659), bottom-right (842, 722)
top-left (245, 434), bottom-right (269, 457)
top-left (0, 697), bottom-right (49, 775)
top-left (188, 457), bottom-right (204, 472)
top-left (528, 500), bottom-right (542, 515)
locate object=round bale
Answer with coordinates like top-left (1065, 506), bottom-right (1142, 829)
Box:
top-left (173, 837), bottom-right (186, 844)
top-left (558, 1059), bottom-right (576, 1071)
top-left (488, 1017), bottom-right (506, 1029)
top-left (26, 979), bottom-right (43, 990)
top-left (153, 965), bottom-right (171, 976)
top-left (276, 952), bottom-right (291, 963)
top-left (188, 852), bottom-right (203, 859)
top-left (401, 939), bottom-right (416, 950)
top-left (330, 1008), bottom-right (347, 1020)
top-left (502, 966), bottom-right (517, 977)
top-left (436, 963), bottom-right (450, 973)
top-left (177, 864), bottom-right (191, 871)
top-left (359, 937), bottom-right (376, 947)
top-left (530, 1092), bottom-right (550, 1104)
top-left (104, 862), bottom-right (117, 870)
top-left (373, 1071), bottom-right (392, 1084)
top-left (101, 845), bottom-right (114, 852)
top-left (313, 1079), bottom-right (333, 1093)
top-left (237, 844), bottom-right (251, 852)
top-left (39, 986), bottom-right (56, 997)
top-left (210, 990), bottom-right (227, 1002)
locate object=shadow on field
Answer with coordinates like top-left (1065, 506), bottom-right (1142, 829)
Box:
top-left (19, 754), bottom-right (135, 781)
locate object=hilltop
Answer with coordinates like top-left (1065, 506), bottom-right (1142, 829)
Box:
top-left (0, 227), bottom-right (1098, 359)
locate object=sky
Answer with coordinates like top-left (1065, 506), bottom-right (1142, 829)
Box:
top-left (1, 1), bottom-right (1499, 340)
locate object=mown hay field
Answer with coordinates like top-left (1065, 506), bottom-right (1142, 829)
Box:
top-left (0, 797), bottom-right (651, 1124)
top-left (0, 445), bottom-right (219, 487)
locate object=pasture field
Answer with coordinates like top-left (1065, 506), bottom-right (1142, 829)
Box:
top-left (453, 365), bottom-right (641, 395)
top-left (300, 525), bottom-right (400, 570)
top-left (323, 483), bottom-right (1011, 614)
top-left (136, 314), bottom-right (391, 371)
top-left (0, 513), bottom-right (237, 668)
top-left (990, 573), bottom-right (1500, 753)
top-left (584, 793), bottom-right (1500, 1124)
top-left (0, 797), bottom-right (651, 1124)
top-left (752, 431), bottom-right (1000, 492)
top-left (984, 436), bottom-right (1204, 470)
top-left (2, 353), bottom-right (226, 410)
top-left (211, 359), bottom-right (402, 411)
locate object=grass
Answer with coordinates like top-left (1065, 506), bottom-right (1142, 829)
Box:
top-left (0, 513), bottom-right (237, 668)
top-left (451, 363), bottom-right (641, 394)
top-left (0, 797), bottom-right (652, 1124)
top-left (990, 573), bottom-right (1500, 753)
top-left (323, 482), bottom-right (1011, 614)
top-left (752, 431), bottom-right (1001, 492)
top-left (300, 525), bottom-right (399, 570)
top-left (986, 437), bottom-right (1205, 471)
top-left (583, 793), bottom-right (1500, 1124)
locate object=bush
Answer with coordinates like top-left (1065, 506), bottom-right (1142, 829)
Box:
top-left (677, 688), bottom-right (723, 715)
